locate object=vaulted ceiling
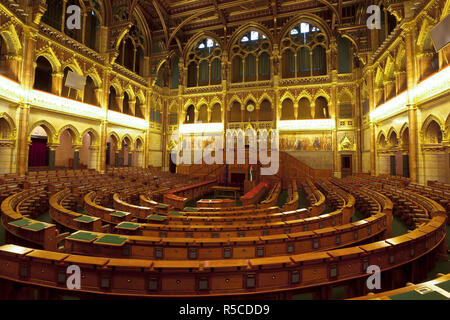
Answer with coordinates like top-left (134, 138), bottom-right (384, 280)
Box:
top-left (135, 0), bottom-right (367, 49)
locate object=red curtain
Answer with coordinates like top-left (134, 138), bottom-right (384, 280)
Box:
top-left (28, 138), bottom-right (47, 167)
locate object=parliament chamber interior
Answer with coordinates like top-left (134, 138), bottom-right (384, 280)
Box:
top-left (0, 0), bottom-right (448, 302)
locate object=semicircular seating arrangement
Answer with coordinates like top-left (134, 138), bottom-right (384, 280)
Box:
top-left (0, 168), bottom-right (448, 300)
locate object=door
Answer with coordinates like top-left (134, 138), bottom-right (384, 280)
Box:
top-left (341, 155), bottom-right (352, 178)
top-left (390, 155), bottom-right (396, 176)
top-left (402, 155), bottom-right (410, 178)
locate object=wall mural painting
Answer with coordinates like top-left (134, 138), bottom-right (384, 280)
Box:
top-left (280, 133), bottom-right (332, 151)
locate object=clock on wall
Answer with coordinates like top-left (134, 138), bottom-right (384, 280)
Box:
top-left (246, 104), bottom-right (255, 112)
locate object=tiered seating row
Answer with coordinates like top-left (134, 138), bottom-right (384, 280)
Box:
top-left (0, 213), bottom-right (444, 297)
top-left (282, 180), bottom-right (298, 211)
top-left (260, 181), bottom-right (281, 209)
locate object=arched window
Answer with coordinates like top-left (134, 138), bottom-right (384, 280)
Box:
top-left (230, 30), bottom-right (271, 83)
top-left (85, 9), bottom-right (101, 51)
top-left (84, 76), bottom-right (98, 106)
top-left (34, 57), bottom-right (53, 93)
top-left (281, 22), bottom-right (327, 78)
top-left (315, 97), bottom-right (329, 119)
top-left (210, 103), bottom-right (222, 122)
top-left (135, 97), bottom-right (145, 119)
top-left (123, 92), bottom-right (132, 115)
top-left (0, 36), bottom-right (11, 79)
top-left (232, 56), bottom-right (243, 83)
top-left (338, 36), bottom-right (353, 74)
top-left (108, 86), bottom-right (119, 111)
top-left (259, 100), bottom-right (272, 121)
top-left (298, 98), bottom-right (311, 119)
top-left (41, 0), bottom-right (63, 30)
top-left (389, 131), bottom-right (398, 147)
top-left (117, 22), bottom-right (146, 76)
top-left (281, 99), bottom-right (295, 120)
top-left (185, 105), bottom-right (195, 124)
top-left (282, 49), bottom-right (295, 78)
top-left (64, 0), bottom-right (83, 43)
top-left (171, 56), bottom-right (179, 89)
top-left (425, 121), bottom-right (443, 144)
top-left (211, 58), bottom-right (221, 85)
top-left (0, 118), bottom-right (11, 139)
top-left (197, 105), bottom-right (208, 123)
top-left (312, 45), bottom-right (327, 75)
top-left (42, 0), bottom-right (104, 52)
top-left (379, 133), bottom-right (387, 148)
top-left (229, 102), bottom-right (242, 122)
top-left (156, 63), bottom-right (169, 88)
top-left (186, 37), bottom-right (221, 87)
top-left (245, 54), bottom-right (256, 82)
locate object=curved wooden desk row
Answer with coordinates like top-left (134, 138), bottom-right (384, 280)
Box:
top-left (116, 192), bottom-right (318, 225)
top-left (49, 189), bottom-right (104, 234)
top-left (383, 185), bottom-right (446, 218)
top-left (240, 182), bottom-right (270, 206)
top-left (59, 187), bottom-right (357, 238)
top-left (428, 180), bottom-right (450, 192)
top-left (302, 179), bottom-right (326, 216)
top-left (62, 211), bottom-right (387, 260)
top-left (1, 190), bottom-right (63, 251)
top-left (163, 180), bottom-right (217, 209)
top-left (84, 204), bottom-right (351, 238)
top-left (350, 273), bottom-right (450, 300)
top-left (260, 182), bottom-right (281, 208)
top-left (282, 180), bottom-right (299, 211)
top-left (315, 179), bottom-right (356, 210)
top-left (0, 214), bottom-right (445, 298)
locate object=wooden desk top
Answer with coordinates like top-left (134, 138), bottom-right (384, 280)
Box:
top-left (360, 240), bottom-right (393, 252)
top-left (327, 247), bottom-right (365, 258)
top-left (107, 258), bottom-right (153, 269)
top-left (202, 259), bottom-right (249, 269)
top-left (211, 186), bottom-right (241, 191)
top-left (27, 250), bottom-right (70, 261)
top-left (153, 260), bottom-right (200, 269)
top-left (64, 255), bottom-right (109, 266)
top-left (0, 244), bottom-right (33, 256)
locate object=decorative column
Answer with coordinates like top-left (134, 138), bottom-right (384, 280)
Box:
top-left (73, 145), bottom-right (82, 170)
top-left (0, 140), bottom-right (15, 174)
top-left (404, 27), bottom-right (418, 182)
top-left (5, 55), bottom-right (22, 81)
top-left (81, 12), bottom-right (87, 45)
top-left (161, 99), bottom-right (168, 171)
top-left (127, 146), bottom-right (133, 167)
top-left (114, 149), bottom-right (120, 167)
top-left (367, 69), bottom-right (376, 176)
top-left (52, 72), bottom-right (63, 96)
top-left (89, 145), bottom-right (99, 170)
top-left (116, 95), bottom-right (124, 112)
top-left (61, 0), bottom-right (68, 32)
top-left (48, 144), bottom-right (58, 171)
top-left (395, 71), bottom-right (407, 94)
top-left (94, 88), bottom-right (103, 107)
top-left (129, 100), bottom-right (136, 116)
top-left (355, 83), bottom-right (362, 173)
top-left (383, 80), bottom-right (395, 101)
top-left (17, 29), bottom-right (37, 176)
